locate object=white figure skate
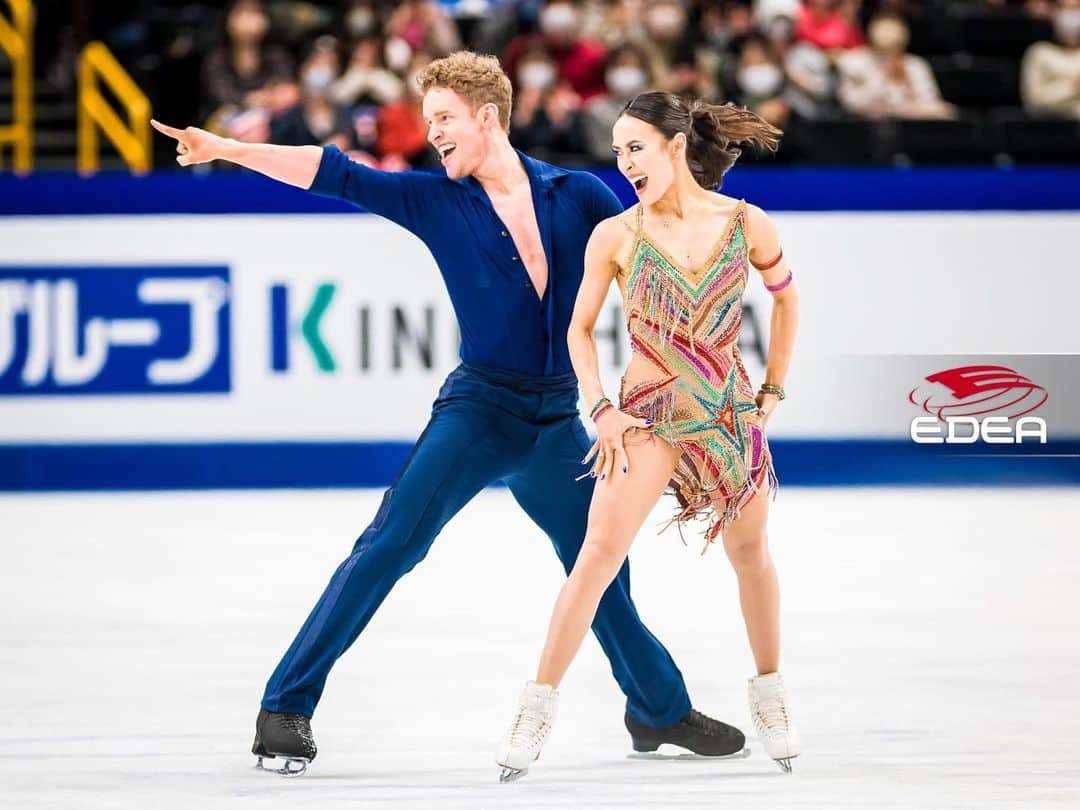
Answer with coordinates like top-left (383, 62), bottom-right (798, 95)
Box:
top-left (495, 681), bottom-right (558, 783)
top-left (748, 672), bottom-right (801, 773)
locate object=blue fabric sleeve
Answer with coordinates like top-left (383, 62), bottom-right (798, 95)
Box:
top-left (582, 171), bottom-right (625, 223)
top-left (307, 145), bottom-right (441, 234)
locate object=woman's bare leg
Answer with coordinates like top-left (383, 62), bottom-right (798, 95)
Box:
top-left (535, 434), bottom-right (683, 687)
top-left (718, 483), bottom-right (780, 675)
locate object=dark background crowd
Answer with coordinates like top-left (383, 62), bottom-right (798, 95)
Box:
top-left (20, 1), bottom-right (1080, 169)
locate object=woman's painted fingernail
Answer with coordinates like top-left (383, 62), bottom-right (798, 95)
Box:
top-left (590, 471), bottom-right (596, 478)
top-left (645, 419), bottom-right (653, 425)
top-left (600, 473), bottom-right (606, 480)
top-left (622, 466), bottom-right (627, 474)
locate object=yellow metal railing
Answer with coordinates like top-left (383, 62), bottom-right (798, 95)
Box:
top-left (0, 0), bottom-right (33, 174)
top-left (78, 41), bottom-right (152, 174)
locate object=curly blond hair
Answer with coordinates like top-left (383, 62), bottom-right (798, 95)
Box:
top-left (415, 51), bottom-right (513, 132)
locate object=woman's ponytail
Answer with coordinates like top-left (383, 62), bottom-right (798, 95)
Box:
top-left (622, 92), bottom-right (783, 190)
top-left (686, 101), bottom-right (782, 189)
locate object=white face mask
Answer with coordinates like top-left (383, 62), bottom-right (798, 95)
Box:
top-left (384, 37), bottom-right (412, 73)
top-left (737, 63), bottom-right (783, 97)
top-left (606, 66), bottom-right (647, 98)
top-left (346, 9), bottom-right (375, 36)
top-left (540, 4), bottom-right (579, 35)
top-left (302, 65), bottom-right (336, 93)
top-left (1055, 9), bottom-right (1080, 40)
top-left (519, 62), bottom-right (557, 90)
top-left (646, 7), bottom-right (684, 39)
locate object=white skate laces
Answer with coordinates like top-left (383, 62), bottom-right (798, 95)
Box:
top-left (495, 681), bottom-right (559, 782)
top-left (748, 672), bottom-right (801, 773)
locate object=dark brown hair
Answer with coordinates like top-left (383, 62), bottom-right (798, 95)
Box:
top-left (621, 91), bottom-right (782, 189)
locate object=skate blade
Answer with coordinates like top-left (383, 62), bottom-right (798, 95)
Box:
top-left (775, 756), bottom-right (795, 774)
top-left (254, 755), bottom-right (310, 778)
top-left (498, 766), bottom-right (528, 783)
top-left (628, 745), bottom-right (752, 762)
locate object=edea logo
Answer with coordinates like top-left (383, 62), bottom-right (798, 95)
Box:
top-left (908, 365), bottom-right (1048, 444)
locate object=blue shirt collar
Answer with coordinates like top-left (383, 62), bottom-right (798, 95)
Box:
top-left (454, 149), bottom-right (570, 197)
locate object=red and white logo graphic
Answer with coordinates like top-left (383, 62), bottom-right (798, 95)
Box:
top-left (908, 365), bottom-right (1048, 421)
top-left (908, 365), bottom-right (1048, 444)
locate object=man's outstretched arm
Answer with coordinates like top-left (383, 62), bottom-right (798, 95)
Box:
top-left (151, 119), bottom-right (322, 189)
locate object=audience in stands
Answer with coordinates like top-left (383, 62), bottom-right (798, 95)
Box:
top-left (384, 0), bottom-right (462, 58)
top-left (333, 34), bottom-right (406, 107)
top-left (760, 8), bottom-right (835, 118)
top-left (201, 0), bottom-right (296, 143)
top-left (838, 14), bottom-right (956, 119)
top-left (270, 36), bottom-right (357, 150)
top-left (509, 44), bottom-right (590, 156)
top-left (581, 42), bottom-right (653, 161)
top-left (795, 0), bottom-right (865, 52)
top-left (504, 0), bottom-right (608, 101)
top-left (375, 52), bottom-right (436, 167)
top-left (1021, 0), bottom-right (1080, 118)
top-left (48, 0), bottom-right (1063, 167)
top-left (730, 34), bottom-right (791, 127)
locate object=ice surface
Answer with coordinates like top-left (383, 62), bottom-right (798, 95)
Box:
top-left (1, 488), bottom-right (1078, 809)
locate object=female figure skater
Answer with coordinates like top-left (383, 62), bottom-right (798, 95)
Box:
top-left (495, 91), bottom-right (800, 780)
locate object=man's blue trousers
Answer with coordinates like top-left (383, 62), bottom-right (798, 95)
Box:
top-left (262, 363), bottom-right (692, 727)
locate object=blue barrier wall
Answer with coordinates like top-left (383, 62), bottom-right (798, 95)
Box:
top-left (4, 166), bottom-right (1080, 215)
top-left (2, 167), bottom-right (1078, 490)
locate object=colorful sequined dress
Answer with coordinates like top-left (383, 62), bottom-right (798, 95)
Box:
top-left (618, 200), bottom-right (777, 548)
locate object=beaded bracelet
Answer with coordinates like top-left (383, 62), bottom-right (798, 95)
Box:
top-left (590, 397), bottom-right (614, 423)
top-left (759, 383), bottom-right (786, 400)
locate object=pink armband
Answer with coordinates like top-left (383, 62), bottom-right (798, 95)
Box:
top-left (765, 270), bottom-right (793, 293)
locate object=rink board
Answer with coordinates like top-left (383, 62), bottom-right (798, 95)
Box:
top-left (1, 171), bottom-right (1078, 489)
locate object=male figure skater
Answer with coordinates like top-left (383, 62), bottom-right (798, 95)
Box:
top-left (152, 51), bottom-right (745, 776)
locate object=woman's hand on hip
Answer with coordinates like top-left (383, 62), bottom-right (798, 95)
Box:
top-left (583, 409), bottom-right (653, 479)
top-left (756, 392), bottom-right (780, 426)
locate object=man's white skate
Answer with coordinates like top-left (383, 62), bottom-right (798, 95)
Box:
top-left (748, 672), bottom-right (801, 773)
top-left (495, 681), bottom-right (558, 782)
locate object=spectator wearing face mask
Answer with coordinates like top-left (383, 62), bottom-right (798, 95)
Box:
top-left (1021, 0), bottom-right (1080, 119)
top-left (795, 0), bottom-right (865, 53)
top-left (581, 43), bottom-right (653, 161)
top-left (376, 52), bottom-right (438, 168)
top-left (731, 35), bottom-right (791, 128)
top-left (270, 37), bottom-right (357, 150)
top-left (693, 1), bottom-right (759, 101)
top-left (762, 11), bottom-right (835, 118)
top-left (504, 0), bottom-right (608, 101)
top-left (509, 46), bottom-right (590, 157)
top-left (837, 15), bottom-right (956, 119)
top-left (333, 34), bottom-right (405, 106)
